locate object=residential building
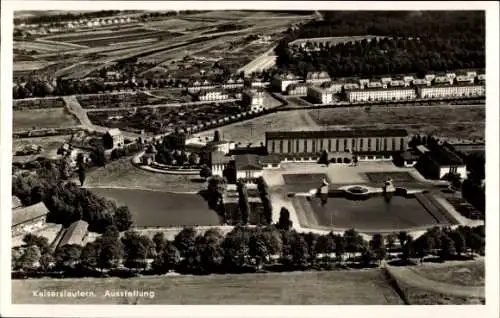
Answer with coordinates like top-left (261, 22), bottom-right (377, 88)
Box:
top-left (425, 74), bottom-right (436, 82)
top-left (250, 78), bottom-right (268, 88)
top-left (271, 73), bottom-right (301, 92)
top-left (12, 202), bottom-right (50, 237)
top-left (235, 154), bottom-right (264, 180)
top-left (367, 81), bottom-right (383, 88)
top-left (389, 79), bottom-right (405, 87)
top-left (286, 83), bottom-right (308, 96)
top-left (416, 146), bottom-right (467, 179)
top-left (455, 75), bottom-right (475, 84)
top-left (412, 78), bottom-right (430, 87)
top-left (103, 128), bottom-right (124, 149)
top-left (403, 76), bottom-right (414, 86)
top-left (346, 87), bottom-right (416, 103)
top-left (380, 77), bottom-right (392, 85)
top-left (417, 84), bottom-right (485, 99)
top-left (358, 79), bottom-right (370, 88)
top-left (210, 151), bottom-right (233, 177)
top-left (433, 76), bottom-right (454, 85)
top-left (58, 220), bottom-right (89, 248)
top-left (265, 129), bottom-right (409, 162)
top-left (307, 86), bottom-right (334, 104)
top-left (223, 77), bottom-right (244, 89)
top-left (206, 140), bottom-right (235, 155)
top-left (343, 82), bottom-right (360, 91)
top-left (242, 89), bottom-right (265, 112)
top-left (196, 90), bottom-right (230, 102)
top-left (305, 71), bottom-right (331, 85)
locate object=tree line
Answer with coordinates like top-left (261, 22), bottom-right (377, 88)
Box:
top-left (275, 11), bottom-right (484, 78)
top-left (13, 222), bottom-right (485, 277)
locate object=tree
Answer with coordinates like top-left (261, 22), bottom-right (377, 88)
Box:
top-left (369, 233), bottom-right (386, 264)
top-left (39, 253), bottom-right (54, 272)
top-left (19, 245), bottom-right (41, 271)
top-left (189, 152), bottom-right (201, 165)
top-left (200, 165), bottom-right (212, 180)
top-left (315, 233), bottom-right (336, 264)
top-left (22, 234), bottom-right (50, 254)
top-left (439, 234), bottom-right (456, 260)
top-left (402, 235), bottom-right (414, 262)
top-left (213, 130), bottom-right (221, 142)
top-left (80, 242), bottom-right (99, 270)
top-left (162, 242), bottom-right (181, 271)
top-left (360, 247), bottom-right (376, 267)
top-left (414, 233), bottom-right (433, 262)
top-left (54, 244), bottom-right (82, 269)
top-left (152, 232), bottom-right (166, 254)
top-left (221, 226), bottom-right (252, 271)
top-left (449, 230), bottom-right (466, 256)
top-left (91, 144), bottom-right (107, 167)
top-left (343, 229), bottom-right (365, 259)
top-left (318, 150), bottom-right (329, 166)
top-left (121, 231), bottom-right (151, 270)
top-left (173, 227), bottom-right (197, 258)
top-left (386, 235), bottom-right (396, 253)
top-left (78, 165), bottom-right (86, 187)
top-left (276, 207), bottom-right (293, 231)
top-left (114, 206), bottom-right (133, 232)
top-left (291, 234), bottom-right (309, 268)
top-left (237, 180), bottom-right (250, 225)
top-left (398, 231), bottom-right (409, 248)
top-left (249, 232), bottom-right (268, 270)
top-left (96, 232), bottom-right (123, 271)
top-left (256, 176), bottom-right (273, 225)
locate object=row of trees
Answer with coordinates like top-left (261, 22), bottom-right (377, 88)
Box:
top-left (13, 221), bottom-right (485, 276)
top-left (276, 11), bottom-right (484, 78)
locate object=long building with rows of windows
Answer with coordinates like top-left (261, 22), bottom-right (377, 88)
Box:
top-left (416, 84), bottom-right (485, 99)
top-left (265, 129), bottom-right (409, 162)
top-left (346, 87), bottom-right (417, 103)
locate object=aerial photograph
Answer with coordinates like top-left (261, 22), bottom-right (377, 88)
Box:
top-left (10, 9), bottom-right (487, 306)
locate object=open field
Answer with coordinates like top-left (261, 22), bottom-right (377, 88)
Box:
top-left (309, 105), bottom-right (485, 139)
top-left (12, 269), bottom-right (403, 304)
top-left (12, 134), bottom-right (71, 160)
top-left (89, 188), bottom-right (220, 227)
top-left (84, 157), bottom-right (205, 193)
top-left (194, 110), bottom-right (319, 144)
top-left (409, 259), bottom-right (485, 287)
top-left (14, 40), bottom-right (81, 52)
top-left (13, 60), bottom-right (54, 72)
top-left (13, 108), bottom-right (80, 131)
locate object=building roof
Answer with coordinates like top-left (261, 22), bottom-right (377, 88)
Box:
top-left (235, 154), bottom-right (263, 171)
top-left (416, 145), bottom-right (431, 154)
top-left (419, 83), bottom-right (484, 89)
top-left (107, 128), bottom-right (122, 137)
top-left (211, 151), bottom-right (233, 165)
top-left (12, 196), bottom-right (23, 209)
top-left (266, 129), bottom-right (408, 140)
top-left (58, 220), bottom-right (89, 247)
top-left (425, 146), bottom-right (464, 166)
top-left (306, 71), bottom-right (330, 80)
top-left (347, 87), bottom-right (415, 93)
top-left (12, 202), bottom-right (49, 227)
top-left (400, 149), bottom-right (421, 161)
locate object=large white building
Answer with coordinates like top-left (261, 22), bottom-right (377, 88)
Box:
top-left (455, 75), bottom-right (475, 84)
top-left (307, 86), bottom-right (334, 104)
top-left (417, 84), bottom-right (485, 99)
top-left (433, 76), bottom-right (454, 85)
top-left (196, 90), bottom-right (230, 101)
top-left (346, 88), bottom-right (416, 102)
top-left (286, 83), bottom-right (308, 96)
top-left (242, 89), bottom-right (265, 111)
top-left (271, 73), bottom-right (301, 92)
top-left (305, 71), bottom-right (331, 85)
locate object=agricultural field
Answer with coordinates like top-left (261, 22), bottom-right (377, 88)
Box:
top-left (12, 60), bottom-right (55, 72)
top-left (194, 109), bottom-right (320, 145)
top-left (409, 259), bottom-right (485, 287)
top-left (309, 105), bottom-right (486, 139)
top-left (12, 269), bottom-right (403, 304)
top-left (13, 108), bottom-right (80, 131)
top-left (12, 134), bottom-right (72, 161)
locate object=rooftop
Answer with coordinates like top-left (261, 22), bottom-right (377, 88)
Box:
top-left (107, 128), bottom-right (122, 137)
top-left (427, 146), bottom-right (465, 166)
top-left (58, 220), bottom-right (89, 247)
top-left (266, 129), bottom-right (408, 140)
top-left (12, 202), bottom-right (49, 227)
top-left (235, 154), bottom-right (263, 171)
top-left (211, 151), bottom-right (233, 165)
top-left (347, 87), bottom-right (415, 93)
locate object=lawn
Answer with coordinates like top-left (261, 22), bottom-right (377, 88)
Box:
top-left (12, 269), bottom-right (403, 305)
top-left (89, 187), bottom-right (220, 227)
top-left (194, 110), bottom-right (320, 145)
top-left (365, 171), bottom-right (416, 183)
top-left (309, 105), bottom-right (485, 139)
top-left (409, 260), bottom-right (485, 287)
top-left (84, 157), bottom-right (205, 193)
top-left (13, 108), bottom-right (80, 131)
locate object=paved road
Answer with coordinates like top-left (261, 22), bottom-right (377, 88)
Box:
top-left (63, 95), bottom-right (140, 138)
top-left (384, 261), bottom-right (485, 298)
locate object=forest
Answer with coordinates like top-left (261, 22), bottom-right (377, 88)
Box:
top-left (275, 11), bottom-right (485, 78)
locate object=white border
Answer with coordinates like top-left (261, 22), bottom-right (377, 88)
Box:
top-left (1, 2), bottom-right (499, 318)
